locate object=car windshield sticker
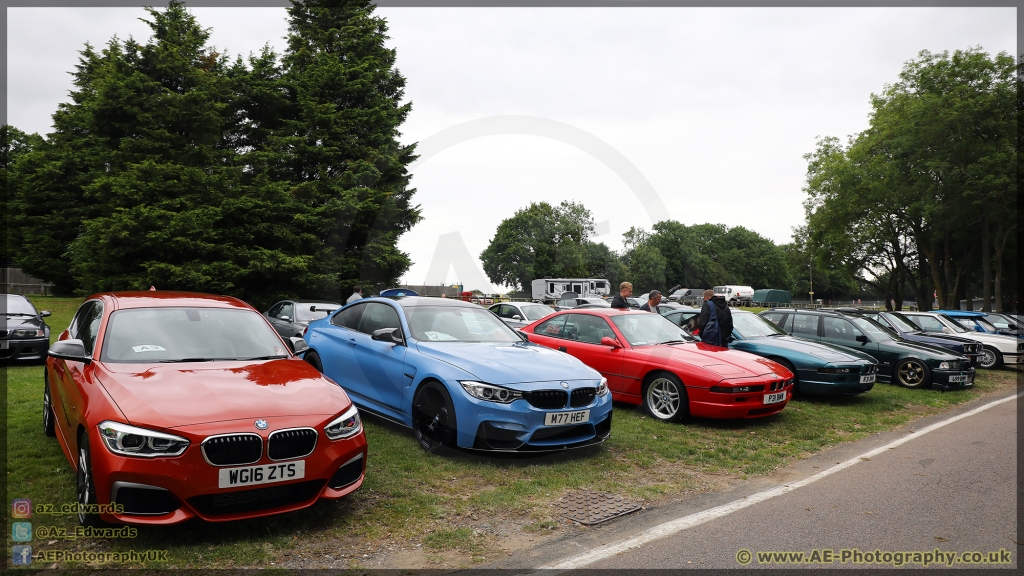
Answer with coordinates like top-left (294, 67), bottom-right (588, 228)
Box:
top-left (132, 345), bottom-right (166, 353)
top-left (423, 331), bottom-right (458, 341)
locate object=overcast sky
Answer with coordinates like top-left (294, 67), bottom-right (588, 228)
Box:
top-left (6, 6), bottom-right (1017, 292)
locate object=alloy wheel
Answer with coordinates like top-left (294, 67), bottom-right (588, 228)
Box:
top-left (646, 377), bottom-right (681, 420)
top-left (897, 360), bottom-right (926, 387)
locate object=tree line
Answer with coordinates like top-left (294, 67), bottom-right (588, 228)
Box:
top-left (480, 200), bottom-right (796, 297)
top-left (4, 0), bottom-right (418, 309)
top-left (802, 48), bottom-right (1017, 312)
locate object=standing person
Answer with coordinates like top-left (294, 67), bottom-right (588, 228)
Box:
top-left (697, 289), bottom-right (733, 346)
top-left (638, 290), bottom-right (662, 312)
top-left (347, 285), bottom-right (363, 305)
top-left (610, 282), bottom-right (633, 309)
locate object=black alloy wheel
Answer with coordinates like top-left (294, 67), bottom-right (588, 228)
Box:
top-left (304, 350), bottom-right (324, 372)
top-left (412, 382), bottom-right (458, 453)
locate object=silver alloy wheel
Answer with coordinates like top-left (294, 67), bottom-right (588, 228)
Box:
top-left (77, 446), bottom-right (92, 524)
top-left (978, 348), bottom-right (997, 369)
top-left (897, 360), bottom-right (926, 387)
top-left (646, 377), bottom-right (681, 419)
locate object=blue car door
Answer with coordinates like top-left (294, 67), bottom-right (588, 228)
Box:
top-left (319, 302), bottom-right (367, 397)
top-left (349, 302), bottom-right (409, 414)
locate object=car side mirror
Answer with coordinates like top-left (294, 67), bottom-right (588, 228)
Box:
top-left (372, 327), bottom-right (404, 345)
top-left (600, 336), bottom-right (622, 348)
top-left (512, 315), bottom-right (522, 321)
top-left (48, 339), bottom-right (91, 363)
top-left (856, 335), bottom-right (869, 343)
top-left (40, 310), bottom-right (52, 318)
top-left (279, 315), bottom-right (291, 322)
top-left (287, 337), bottom-right (309, 355)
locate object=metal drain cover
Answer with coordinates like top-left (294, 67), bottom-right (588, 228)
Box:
top-left (553, 490), bottom-right (640, 525)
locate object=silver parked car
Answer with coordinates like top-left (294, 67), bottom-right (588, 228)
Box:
top-left (488, 302), bottom-right (556, 329)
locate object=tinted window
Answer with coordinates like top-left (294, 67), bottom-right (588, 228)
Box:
top-left (71, 301), bottom-right (103, 353)
top-left (791, 314), bottom-right (819, 337)
top-left (761, 312), bottom-right (784, 326)
top-left (534, 315), bottom-right (568, 338)
top-left (822, 316), bottom-right (861, 341)
top-left (882, 312), bottom-right (921, 332)
top-left (331, 302), bottom-right (366, 329)
top-left (267, 302), bottom-right (284, 318)
top-left (907, 314), bottom-right (948, 332)
top-left (357, 303), bottom-right (402, 335)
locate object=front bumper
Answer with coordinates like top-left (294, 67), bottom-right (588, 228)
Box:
top-left (1001, 351), bottom-right (1021, 365)
top-left (455, 383), bottom-right (614, 451)
top-left (87, 415), bottom-right (367, 525)
top-left (688, 381), bottom-right (795, 419)
top-left (0, 337), bottom-right (49, 361)
top-left (931, 368), bottom-right (975, 390)
top-left (796, 368), bottom-right (877, 396)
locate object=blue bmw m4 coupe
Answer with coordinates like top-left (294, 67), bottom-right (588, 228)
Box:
top-left (303, 296), bottom-right (612, 453)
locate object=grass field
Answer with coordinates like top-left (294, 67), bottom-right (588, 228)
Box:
top-left (5, 296), bottom-right (1019, 568)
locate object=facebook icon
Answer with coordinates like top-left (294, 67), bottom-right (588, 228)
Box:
top-left (12, 545), bottom-right (32, 565)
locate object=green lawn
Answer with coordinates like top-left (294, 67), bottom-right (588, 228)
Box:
top-left (6, 296), bottom-right (1019, 568)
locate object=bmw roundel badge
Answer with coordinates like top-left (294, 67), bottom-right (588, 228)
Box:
top-left (254, 419), bottom-right (269, 430)
top-left (560, 381), bottom-right (569, 389)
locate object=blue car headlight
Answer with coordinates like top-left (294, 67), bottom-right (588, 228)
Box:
top-left (596, 377), bottom-right (609, 397)
top-left (459, 381), bottom-right (522, 404)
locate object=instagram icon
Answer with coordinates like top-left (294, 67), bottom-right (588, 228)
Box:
top-left (12, 499), bottom-right (32, 518)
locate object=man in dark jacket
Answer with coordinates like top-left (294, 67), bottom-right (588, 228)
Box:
top-left (697, 289), bottom-right (733, 346)
top-left (609, 281), bottom-right (633, 309)
top-left (638, 290), bottom-right (662, 312)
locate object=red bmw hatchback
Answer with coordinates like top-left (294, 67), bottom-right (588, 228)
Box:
top-left (520, 308), bottom-right (794, 421)
top-left (44, 292), bottom-right (367, 526)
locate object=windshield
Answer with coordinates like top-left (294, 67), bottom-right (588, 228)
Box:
top-left (975, 318), bottom-right (998, 331)
top-left (847, 316), bottom-right (900, 342)
top-left (295, 303), bottom-right (339, 323)
top-left (881, 312), bottom-right (922, 332)
top-left (611, 313), bottom-right (695, 346)
top-left (4, 295), bottom-right (38, 315)
top-left (407, 306), bottom-right (521, 343)
top-left (520, 304), bottom-right (554, 321)
top-left (987, 314), bottom-right (1017, 330)
top-left (732, 312), bottom-right (786, 338)
top-left (101, 307), bottom-right (288, 363)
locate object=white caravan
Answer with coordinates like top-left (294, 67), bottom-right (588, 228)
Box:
top-left (531, 278), bottom-right (611, 301)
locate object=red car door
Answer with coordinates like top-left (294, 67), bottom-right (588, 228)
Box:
top-left (527, 313), bottom-right (625, 392)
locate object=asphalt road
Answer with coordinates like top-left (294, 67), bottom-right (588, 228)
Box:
top-left (584, 392), bottom-right (1020, 570)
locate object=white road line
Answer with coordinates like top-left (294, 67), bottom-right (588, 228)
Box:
top-left (537, 391), bottom-right (1022, 572)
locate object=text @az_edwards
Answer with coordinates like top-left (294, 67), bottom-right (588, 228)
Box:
top-left (736, 548), bottom-right (1013, 567)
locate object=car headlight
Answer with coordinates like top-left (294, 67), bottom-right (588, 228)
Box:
top-left (817, 366), bottom-right (851, 373)
top-left (938, 361), bottom-right (951, 370)
top-left (10, 329), bottom-right (45, 338)
top-left (459, 381), bottom-right (522, 404)
top-left (98, 421), bottom-right (189, 457)
top-left (324, 405), bottom-right (362, 440)
top-left (596, 377), bottom-right (609, 397)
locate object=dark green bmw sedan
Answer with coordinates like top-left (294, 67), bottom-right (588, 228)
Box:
top-left (759, 308), bottom-right (975, 390)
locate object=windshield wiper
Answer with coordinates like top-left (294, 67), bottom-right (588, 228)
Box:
top-left (153, 358), bottom-right (218, 363)
top-left (4, 313), bottom-right (36, 316)
top-left (237, 355), bottom-right (290, 361)
top-left (661, 339), bottom-right (691, 345)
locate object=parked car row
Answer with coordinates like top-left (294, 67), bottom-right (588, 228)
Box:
top-left (24, 289), bottom-right (1015, 531)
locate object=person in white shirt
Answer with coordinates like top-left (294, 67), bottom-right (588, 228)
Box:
top-left (346, 285), bottom-right (363, 304)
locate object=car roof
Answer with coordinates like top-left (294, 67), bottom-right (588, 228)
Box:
top-left (90, 291), bottom-right (254, 311)
top-left (934, 309), bottom-right (986, 318)
top-left (380, 296), bottom-right (483, 309)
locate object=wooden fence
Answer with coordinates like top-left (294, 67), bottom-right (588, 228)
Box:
top-left (2, 268), bottom-right (56, 296)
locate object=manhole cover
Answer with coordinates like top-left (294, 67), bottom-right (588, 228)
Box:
top-left (552, 490), bottom-right (640, 525)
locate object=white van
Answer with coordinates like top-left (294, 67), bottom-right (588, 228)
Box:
top-left (713, 285), bottom-right (754, 304)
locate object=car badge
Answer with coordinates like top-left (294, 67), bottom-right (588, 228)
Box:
top-left (560, 381), bottom-right (569, 389)
top-left (254, 419), bottom-right (269, 430)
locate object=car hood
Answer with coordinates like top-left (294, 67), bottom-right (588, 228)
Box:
top-left (3, 315), bottom-right (47, 333)
top-left (881, 339), bottom-right (962, 360)
top-left (414, 341), bottom-right (599, 385)
top-left (631, 342), bottom-right (791, 379)
top-left (946, 331), bottom-right (1022, 349)
top-left (734, 335), bottom-right (876, 364)
top-left (900, 331), bottom-right (979, 347)
top-left (96, 359), bottom-right (350, 429)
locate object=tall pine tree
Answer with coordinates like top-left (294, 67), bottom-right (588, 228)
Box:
top-left (277, 0), bottom-right (420, 299)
